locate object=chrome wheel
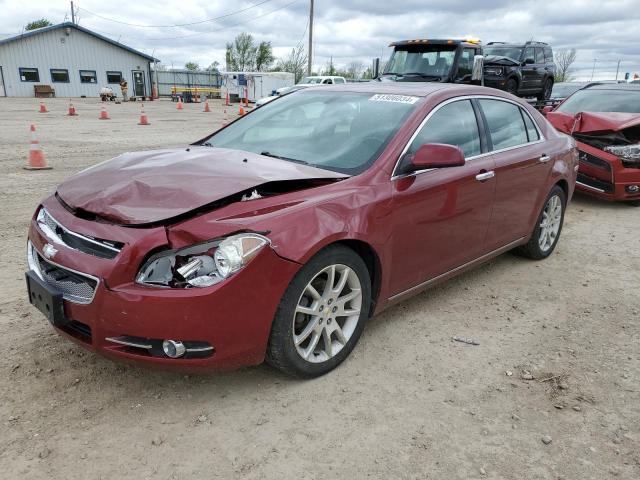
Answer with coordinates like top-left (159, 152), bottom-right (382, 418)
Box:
top-left (538, 194), bottom-right (562, 252)
top-left (293, 264), bottom-right (362, 363)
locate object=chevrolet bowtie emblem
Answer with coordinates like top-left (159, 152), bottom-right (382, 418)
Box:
top-left (43, 243), bottom-right (58, 259)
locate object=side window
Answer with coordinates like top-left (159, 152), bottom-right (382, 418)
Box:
top-left (456, 48), bottom-right (475, 79)
top-left (335, 78), bottom-right (345, 84)
top-left (521, 110), bottom-right (540, 142)
top-left (523, 47), bottom-right (535, 63)
top-left (544, 47), bottom-right (553, 62)
top-left (19, 67), bottom-right (40, 82)
top-left (407, 100), bottom-right (481, 158)
top-left (535, 48), bottom-right (545, 64)
top-left (479, 99), bottom-right (529, 150)
top-left (323, 79), bottom-right (332, 84)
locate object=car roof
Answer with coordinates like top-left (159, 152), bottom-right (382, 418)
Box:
top-left (297, 82), bottom-right (514, 98)
top-left (583, 83), bottom-right (640, 91)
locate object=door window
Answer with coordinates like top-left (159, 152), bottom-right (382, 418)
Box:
top-left (521, 110), bottom-right (540, 142)
top-left (407, 100), bottom-right (481, 158)
top-left (456, 48), bottom-right (475, 80)
top-left (523, 47), bottom-right (535, 63)
top-left (535, 48), bottom-right (545, 64)
top-left (479, 99), bottom-right (530, 150)
top-left (544, 47), bottom-right (553, 62)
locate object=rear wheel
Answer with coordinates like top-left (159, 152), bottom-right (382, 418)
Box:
top-left (266, 245), bottom-right (371, 378)
top-left (515, 185), bottom-right (566, 260)
top-left (538, 78), bottom-right (553, 102)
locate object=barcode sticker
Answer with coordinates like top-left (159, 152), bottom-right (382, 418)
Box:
top-left (369, 94), bottom-right (419, 104)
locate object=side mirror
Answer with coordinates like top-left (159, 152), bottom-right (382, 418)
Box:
top-left (523, 58), bottom-right (535, 65)
top-left (472, 55), bottom-right (484, 83)
top-left (405, 143), bottom-right (465, 172)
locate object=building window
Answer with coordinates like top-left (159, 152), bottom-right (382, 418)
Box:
top-left (50, 69), bottom-right (70, 83)
top-left (79, 70), bottom-right (97, 83)
top-left (19, 67), bottom-right (40, 82)
top-left (106, 71), bottom-right (122, 83)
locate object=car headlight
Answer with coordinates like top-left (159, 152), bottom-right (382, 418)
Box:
top-left (136, 233), bottom-right (270, 288)
top-left (604, 143), bottom-right (640, 163)
top-left (484, 67), bottom-right (504, 76)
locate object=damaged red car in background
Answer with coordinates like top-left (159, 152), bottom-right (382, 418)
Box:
top-left (26, 83), bottom-right (577, 378)
top-left (546, 83), bottom-right (640, 204)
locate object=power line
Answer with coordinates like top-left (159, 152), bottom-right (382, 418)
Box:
top-left (76, 0), bottom-right (276, 28)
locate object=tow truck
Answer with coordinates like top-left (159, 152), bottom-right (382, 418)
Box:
top-left (377, 38), bottom-right (485, 85)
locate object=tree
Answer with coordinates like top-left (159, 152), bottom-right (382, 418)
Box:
top-left (322, 57), bottom-right (336, 76)
top-left (225, 32), bottom-right (274, 72)
top-left (205, 61), bottom-right (220, 72)
top-left (346, 60), bottom-right (365, 80)
top-left (25, 19), bottom-right (52, 31)
top-left (184, 61), bottom-right (200, 71)
top-left (273, 44), bottom-right (308, 82)
top-left (554, 48), bottom-right (577, 83)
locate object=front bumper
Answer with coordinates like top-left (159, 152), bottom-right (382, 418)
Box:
top-left (482, 76), bottom-right (509, 90)
top-left (27, 201), bottom-right (300, 372)
top-left (575, 141), bottom-right (640, 202)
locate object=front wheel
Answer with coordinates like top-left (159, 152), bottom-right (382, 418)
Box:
top-left (515, 185), bottom-right (566, 260)
top-left (505, 78), bottom-right (518, 95)
top-left (266, 245), bottom-right (371, 378)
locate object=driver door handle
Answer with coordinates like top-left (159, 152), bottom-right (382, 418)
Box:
top-left (475, 171), bottom-right (495, 182)
top-left (539, 154), bottom-right (551, 163)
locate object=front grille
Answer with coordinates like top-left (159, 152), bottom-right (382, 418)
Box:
top-left (29, 243), bottom-right (98, 304)
top-left (577, 173), bottom-right (614, 193)
top-left (38, 208), bottom-right (123, 260)
top-left (578, 150), bottom-right (612, 172)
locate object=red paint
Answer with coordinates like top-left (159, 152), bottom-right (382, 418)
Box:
top-left (27, 83), bottom-right (577, 372)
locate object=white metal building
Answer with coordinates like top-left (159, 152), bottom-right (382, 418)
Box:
top-left (221, 72), bottom-right (294, 102)
top-left (0, 22), bottom-right (158, 98)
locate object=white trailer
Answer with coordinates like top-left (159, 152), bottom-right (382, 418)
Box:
top-left (221, 71), bottom-right (294, 103)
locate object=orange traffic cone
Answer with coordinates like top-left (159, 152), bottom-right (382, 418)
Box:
top-left (39, 102), bottom-right (48, 113)
top-left (238, 105), bottom-right (245, 116)
top-left (138, 103), bottom-right (150, 125)
top-left (203, 100), bottom-right (211, 112)
top-left (99, 103), bottom-right (110, 120)
top-left (67, 101), bottom-right (78, 116)
top-left (225, 92), bottom-right (230, 106)
top-left (176, 97), bottom-right (184, 110)
top-left (24, 124), bottom-right (51, 170)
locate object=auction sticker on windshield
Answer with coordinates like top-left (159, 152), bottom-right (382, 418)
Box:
top-left (369, 94), bottom-right (419, 104)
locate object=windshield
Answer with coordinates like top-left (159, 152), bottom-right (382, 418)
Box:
top-left (551, 83), bottom-right (585, 99)
top-left (300, 77), bottom-right (323, 84)
top-left (556, 89), bottom-right (640, 114)
top-left (383, 46), bottom-right (457, 78)
top-left (203, 91), bottom-right (419, 175)
top-left (484, 46), bottom-right (522, 62)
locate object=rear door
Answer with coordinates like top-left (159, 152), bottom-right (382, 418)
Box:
top-left (521, 47), bottom-right (537, 91)
top-left (389, 99), bottom-right (496, 295)
top-left (477, 98), bottom-right (552, 250)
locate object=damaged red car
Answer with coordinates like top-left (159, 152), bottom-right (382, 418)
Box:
top-left (546, 83), bottom-right (640, 204)
top-left (26, 83), bottom-right (577, 377)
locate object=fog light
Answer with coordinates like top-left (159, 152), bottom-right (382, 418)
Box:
top-left (626, 185), bottom-right (640, 193)
top-left (162, 340), bottom-right (186, 358)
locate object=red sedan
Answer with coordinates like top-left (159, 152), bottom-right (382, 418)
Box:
top-left (545, 83), bottom-right (640, 204)
top-left (26, 83), bottom-right (577, 377)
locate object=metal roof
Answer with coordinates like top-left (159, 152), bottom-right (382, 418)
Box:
top-left (0, 22), bottom-right (159, 62)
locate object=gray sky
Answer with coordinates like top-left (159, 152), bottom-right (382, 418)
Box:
top-left (1, 0), bottom-right (639, 80)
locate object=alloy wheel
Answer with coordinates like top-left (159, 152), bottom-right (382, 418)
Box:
top-left (538, 194), bottom-right (562, 252)
top-left (292, 264), bottom-right (362, 363)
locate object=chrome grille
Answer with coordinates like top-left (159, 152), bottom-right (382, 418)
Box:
top-left (28, 242), bottom-right (98, 304)
top-left (37, 208), bottom-right (123, 260)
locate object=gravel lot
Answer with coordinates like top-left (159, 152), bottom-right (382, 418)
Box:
top-left (0, 97), bottom-right (638, 479)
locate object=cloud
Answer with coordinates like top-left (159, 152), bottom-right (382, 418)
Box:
top-left (0, 0), bottom-right (638, 79)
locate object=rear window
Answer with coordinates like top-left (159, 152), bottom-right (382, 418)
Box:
top-left (556, 89), bottom-right (640, 114)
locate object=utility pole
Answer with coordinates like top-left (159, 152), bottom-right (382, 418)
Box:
top-left (70, 1), bottom-right (76, 24)
top-left (615, 59), bottom-right (621, 81)
top-left (307, 0), bottom-right (314, 75)
top-left (590, 58), bottom-right (597, 81)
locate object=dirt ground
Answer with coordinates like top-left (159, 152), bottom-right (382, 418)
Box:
top-left (0, 97), bottom-right (638, 479)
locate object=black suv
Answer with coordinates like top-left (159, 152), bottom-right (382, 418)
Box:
top-left (483, 41), bottom-right (556, 101)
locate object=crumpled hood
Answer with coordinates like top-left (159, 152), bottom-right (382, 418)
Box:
top-left (484, 55), bottom-right (520, 66)
top-left (57, 147), bottom-right (346, 225)
top-left (546, 111), bottom-right (640, 135)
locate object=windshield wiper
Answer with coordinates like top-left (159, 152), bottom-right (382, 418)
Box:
top-left (401, 73), bottom-right (442, 79)
top-left (260, 151), bottom-right (309, 165)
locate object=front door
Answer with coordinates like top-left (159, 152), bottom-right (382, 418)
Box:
top-left (132, 70), bottom-right (145, 97)
top-left (476, 98), bottom-right (553, 250)
top-left (389, 99), bottom-right (496, 296)
top-left (0, 67), bottom-right (5, 97)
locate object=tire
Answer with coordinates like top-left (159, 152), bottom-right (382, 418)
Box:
top-left (537, 78), bottom-right (553, 102)
top-left (628, 201), bottom-right (640, 207)
top-left (505, 78), bottom-right (518, 95)
top-left (515, 185), bottom-right (566, 260)
top-left (266, 245), bottom-right (371, 378)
